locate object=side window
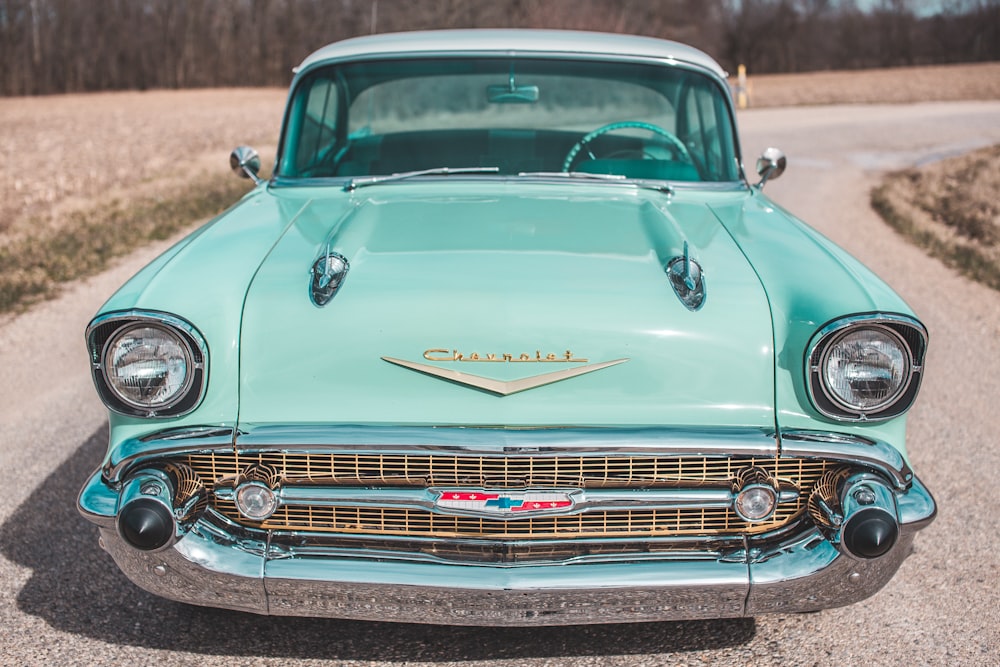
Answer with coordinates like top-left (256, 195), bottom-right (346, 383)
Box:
top-left (682, 83), bottom-right (736, 181)
top-left (293, 77), bottom-right (340, 175)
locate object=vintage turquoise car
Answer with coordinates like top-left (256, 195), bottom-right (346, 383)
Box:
top-left (79, 30), bottom-right (935, 625)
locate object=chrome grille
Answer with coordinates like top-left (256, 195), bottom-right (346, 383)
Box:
top-left (288, 535), bottom-right (733, 563)
top-left (183, 451), bottom-right (832, 542)
top-left (185, 451), bottom-right (826, 489)
top-left (213, 499), bottom-right (803, 537)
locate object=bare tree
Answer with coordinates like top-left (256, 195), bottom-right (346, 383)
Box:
top-left (1, 0), bottom-right (996, 96)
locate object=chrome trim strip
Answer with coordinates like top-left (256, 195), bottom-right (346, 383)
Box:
top-left (270, 174), bottom-right (750, 193)
top-left (104, 429), bottom-right (236, 482)
top-left (103, 425), bottom-right (914, 491)
top-left (278, 545), bottom-right (731, 566)
top-left (235, 423), bottom-right (780, 454)
top-left (267, 533), bottom-right (741, 566)
top-left (198, 506), bottom-right (748, 565)
top-left (104, 424), bottom-right (780, 482)
top-left (139, 426), bottom-right (236, 442)
top-left (213, 485), bottom-right (802, 519)
top-left (779, 429), bottom-right (912, 489)
top-left (297, 50), bottom-right (728, 81)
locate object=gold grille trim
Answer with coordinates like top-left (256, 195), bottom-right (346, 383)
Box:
top-left (216, 499), bottom-right (801, 537)
top-left (184, 451), bottom-right (828, 489)
top-left (808, 466), bottom-right (852, 529)
top-left (181, 451), bottom-right (832, 540)
top-left (163, 462), bottom-right (207, 522)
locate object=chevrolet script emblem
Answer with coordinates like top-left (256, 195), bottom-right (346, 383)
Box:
top-left (435, 490), bottom-right (575, 517)
top-left (382, 352), bottom-right (628, 395)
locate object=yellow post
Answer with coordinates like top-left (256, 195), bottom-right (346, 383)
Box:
top-left (737, 64), bottom-right (749, 109)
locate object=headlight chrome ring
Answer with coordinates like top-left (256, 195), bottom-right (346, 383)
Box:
top-left (806, 314), bottom-right (926, 422)
top-left (103, 323), bottom-right (195, 411)
top-left (820, 325), bottom-right (910, 413)
top-left (87, 311), bottom-right (208, 418)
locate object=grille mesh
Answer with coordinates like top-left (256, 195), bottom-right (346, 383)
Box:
top-left (182, 451), bottom-right (831, 540)
top-left (185, 451), bottom-right (826, 488)
top-left (214, 499), bottom-right (800, 537)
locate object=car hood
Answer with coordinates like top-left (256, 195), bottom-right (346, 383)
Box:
top-left (238, 184), bottom-right (775, 428)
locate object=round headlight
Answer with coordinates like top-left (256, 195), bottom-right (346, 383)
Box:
top-left (821, 326), bottom-right (911, 413)
top-left (103, 324), bottom-right (194, 410)
top-left (734, 484), bottom-right (777, 522)
top-left (235, 482), bottom-right (278, 520)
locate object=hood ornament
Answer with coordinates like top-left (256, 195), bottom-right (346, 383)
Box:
top-left (382, 356), bottom-right (628, 396)
top-left (666, 242), bottom-right (706, 311)
top-left (310, 249), bottom-right (349, 306)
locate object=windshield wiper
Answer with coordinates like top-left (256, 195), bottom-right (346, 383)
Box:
top-left (519, 170), bottom-right (627, 182)
top-left (518, 171), bottom-right (674, 195)
top-left (344, 166), bottom-right (500, 191)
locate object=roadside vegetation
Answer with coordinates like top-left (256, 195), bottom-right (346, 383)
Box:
top-left (0, 88), bottom-right (284, 315)
top-left (872, 144), bottom-right (1000, 292)
top-left (0, 174), bottom-right (255, 312)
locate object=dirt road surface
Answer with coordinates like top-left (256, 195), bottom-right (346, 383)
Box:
top-left (2, 101), bottom-right (999, 666)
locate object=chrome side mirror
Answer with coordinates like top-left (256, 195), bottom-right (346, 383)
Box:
top-left (230, 146), bottom-right (262, 184)
top-left (755, 147), bottom-right (786, 190)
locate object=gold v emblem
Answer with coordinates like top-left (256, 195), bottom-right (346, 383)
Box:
top-left (382, 357), bottom-right (629, 396)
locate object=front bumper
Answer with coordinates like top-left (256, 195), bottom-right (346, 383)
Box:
top-left (78, 425), bottom-right (936, 625)
top-left (87, 509), bottom-right (930, 625)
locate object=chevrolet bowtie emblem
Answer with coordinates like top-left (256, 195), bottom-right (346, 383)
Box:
top-left (381, 356), bottom-right (629, 396)
top-left (434, 490), bottom-right (577, 517)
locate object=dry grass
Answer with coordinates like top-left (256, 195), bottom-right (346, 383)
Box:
top-left (1, 62), bottom-right (999, 314)
top-left (0, 178), bottom-right (262, 311)
top-left (741, 62), bottom-right (1000, 107)
top-left (872, 144), bottom-right (1000, 291)
top-left (0, 88), bottom-right (285, 312)
top-left (0, 88), bottom-right (285, 243)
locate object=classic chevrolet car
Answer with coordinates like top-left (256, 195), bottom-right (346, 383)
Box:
top-left (79, 29), bottom-right (935, 625)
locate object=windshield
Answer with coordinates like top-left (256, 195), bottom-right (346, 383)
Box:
top-left (278, 56), bottom-right (740, 183)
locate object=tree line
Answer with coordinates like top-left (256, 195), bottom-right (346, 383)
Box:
top-left (1, 0), bottom-right (998, 96)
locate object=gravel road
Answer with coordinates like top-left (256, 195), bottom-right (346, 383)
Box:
top-left (2, 101), bottom-right (999, 666)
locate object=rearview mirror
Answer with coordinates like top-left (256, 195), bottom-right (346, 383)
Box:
top-left (486, 83), bottom-right (539, 104)
top-left (755, 147), bottom-right (786, 189)
top-left (230, 145), bottom-right (262, 184)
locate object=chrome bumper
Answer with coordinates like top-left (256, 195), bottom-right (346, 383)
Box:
top-left (80, 467), bottom-right (934, 625)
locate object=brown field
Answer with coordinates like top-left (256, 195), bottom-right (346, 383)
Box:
top-left (0, 88), bottom-right (286, 311)
top-left (1, 62), bottom-right (998, 312)
top-left (0, 88), bottom-right (286, 246)
top-left (740, 61), bottom-right (1000, 107)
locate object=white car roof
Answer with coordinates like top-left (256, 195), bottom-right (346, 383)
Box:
top-left (296, 29), bottom-right (728, 79)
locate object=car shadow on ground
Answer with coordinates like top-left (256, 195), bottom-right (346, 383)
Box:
top-left (1, 425), bottom-right (756, 661)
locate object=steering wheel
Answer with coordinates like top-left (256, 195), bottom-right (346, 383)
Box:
top-left (562, 121), bottom-right (692, 172)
